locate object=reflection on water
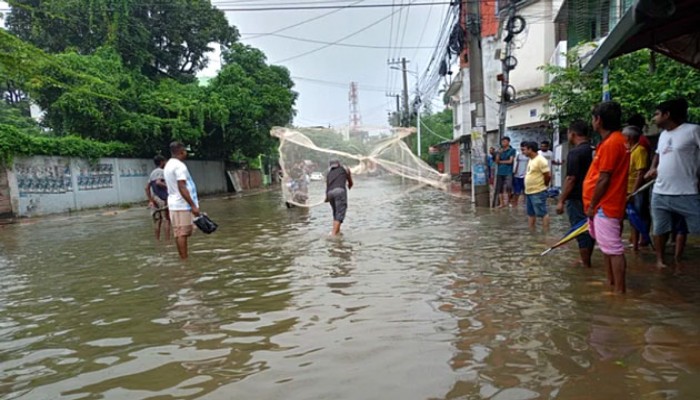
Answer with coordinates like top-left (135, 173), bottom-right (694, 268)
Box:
top-left (1, 179), bottom-right (699, 399)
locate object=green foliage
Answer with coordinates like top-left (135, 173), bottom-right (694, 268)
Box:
top-left (1, 5), bottom-right (296, 162)
top-left (0, 101), bottom-right (36, 131)
top-left (542, 49), bottom-right (700, 127)
top-left (0, 124), bottom-right (132, 165)
top-left (414, 108), bottom-right (452, 161)
top-left (6, 0), bottom-right (238, 82)
top-left (1, 31), bottom-right (297, 160)
top-left (201, 43), bottom-right (297, 159)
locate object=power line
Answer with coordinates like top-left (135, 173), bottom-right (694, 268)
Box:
top-left (420, 119), bottom-right (451, 141)
top-left (410, 0), bottom-right (434, 61)
top-left (273, 0), bottom-right (415, 64)
top-left (397, 0), bottom-right (411, 57)
top-left (384, 0), bottom-right (397, 94)
top-left (242, 32), bottom-right (435, 49)
top-left (213, 1), bottom-right (454, 12)
top-left (241, 0), bottom-right (365, 39)
top-left (292, 76), bottom-right (387, 92)
top-left (385, 0), bottom-right (403, 94)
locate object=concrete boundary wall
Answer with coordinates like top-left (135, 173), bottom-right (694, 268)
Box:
top-left (5, 156), bottom-right (227, 217)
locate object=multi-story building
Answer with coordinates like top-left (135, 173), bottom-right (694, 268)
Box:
top-left (441, 0), bottom-right (500, 182)
top-left (439, 0), bottom-right (692, 190)
top-left (496, 0), bottom-right (563, 185)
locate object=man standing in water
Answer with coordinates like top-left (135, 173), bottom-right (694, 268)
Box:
top-left (494, 137), bottom-right (516, 208)
top-left (556, 120), bottom-right (594, 267)
top-left (583, 102), bottom-right (629, 293)
top-left (522, 141), bottom-right (551, 230)
top-left (511, 143), bottom-right (529, 207)
top-left (623, 125), bottom-right (650, 251)
top-left (164, 142), bottom-right (200, 259)
top-left (645, 98), bottom-right (700, 267)
top-left (145, 155), bottom-right (170, 241)
top-left (326, 159), bottom-right (353, 236)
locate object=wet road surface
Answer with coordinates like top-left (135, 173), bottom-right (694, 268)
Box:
top-left (1, 179), bottom-right (699, 399)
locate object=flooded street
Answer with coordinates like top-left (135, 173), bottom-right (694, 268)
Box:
top-left (1, 179), bottom-right (700, 399)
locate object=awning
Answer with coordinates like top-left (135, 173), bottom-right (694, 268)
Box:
top-left (582, 0), bottom-right (700, 72)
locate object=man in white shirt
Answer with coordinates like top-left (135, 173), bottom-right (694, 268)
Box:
top-left (539, 141), bottom-right (563, 188)
top-left (538, 141), bottom-right (554, 173)
top-left (512, 143), bottom-right (529, 207)
top-left (645, 98), bottom-right (700, 268)
top-left (164, 142), bottom-right (200, 259)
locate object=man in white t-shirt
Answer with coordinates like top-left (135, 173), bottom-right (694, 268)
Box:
top-left (645, 98), bottom-right (700, 268)
top-left (512, 143), bottom-right (529, 207)
top-left (164, 141), bottom-right (200, 259)
top-left (538, 141), bottom-right (562, 187)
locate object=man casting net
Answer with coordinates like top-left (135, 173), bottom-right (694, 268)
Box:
top-left (271, 126), bottom-right (451, 208)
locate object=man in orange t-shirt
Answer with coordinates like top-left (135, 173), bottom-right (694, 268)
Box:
top-left (583, 101), bottom-right (630, 294)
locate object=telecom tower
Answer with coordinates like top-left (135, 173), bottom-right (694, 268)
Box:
top-left (348, 82), bottom-right (362, 133)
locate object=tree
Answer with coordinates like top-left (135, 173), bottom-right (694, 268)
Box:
top-left (6, 0), bottom-right (238, 82)
top-left (541, 49), bottom-right (700, 128)
top-left (0, 100), bottom-right (38, 133)
top-left (202, 44), bottom-right (297, 159)
top-left (413, 108), bottom-right (452, 161)
top-left (1, 25), bottom-right (297, 161)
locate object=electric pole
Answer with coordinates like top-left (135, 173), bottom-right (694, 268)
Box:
top-left (467, 0), bottom-right (489, 207)
top-left (388, 58), bottom-right (410, 127)
top-left (401, 58), bottom-right (409, 127)
top-left (498, 4), bottom-right (518, 140)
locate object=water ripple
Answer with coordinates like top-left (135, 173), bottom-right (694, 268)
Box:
top-left (0, 182), bottom-right (699, 399)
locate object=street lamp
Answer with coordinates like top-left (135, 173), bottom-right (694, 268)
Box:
top-left (390, 66), bottom-right (422, 158)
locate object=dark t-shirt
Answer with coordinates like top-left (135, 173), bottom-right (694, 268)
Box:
top-left (326, 166), bottom-right (348, 192)
top-left (496, 147), bottom-right (516, 176)
top-left (566, 142), bottom-right (594, 201)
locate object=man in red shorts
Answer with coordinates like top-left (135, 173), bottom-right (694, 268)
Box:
top-left (583, 101), bottom-right (630, 293)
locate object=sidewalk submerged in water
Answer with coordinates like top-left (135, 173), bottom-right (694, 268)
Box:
top-left (0, 187), bottom-right (276, 226)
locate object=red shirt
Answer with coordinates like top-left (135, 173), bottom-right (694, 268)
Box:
top-left (582, 131), bottom-right (630, 219)
top-left (638, 134), bottom-right (651, 152)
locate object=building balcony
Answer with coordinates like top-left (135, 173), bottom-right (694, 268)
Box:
top-left (546, 40), bottom-right (568, 83)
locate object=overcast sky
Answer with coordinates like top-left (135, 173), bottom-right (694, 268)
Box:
top-left (212, 1), bottom-right (453, 128)
top-left (1, 1), bottom-right (452, 128)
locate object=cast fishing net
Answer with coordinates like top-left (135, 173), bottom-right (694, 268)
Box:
top-left (271, 126), bottom-right (451, 207)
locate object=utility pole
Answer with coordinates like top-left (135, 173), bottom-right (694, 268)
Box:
top-left (401, 58), bottom-right (409, 127)
top-left (498, 4), bottom-right (518, 140)
top-left (416, 96), bottom-right (422, 158)
top-left (414, 65), bottom-right (422, 157)
top-left (395, 94), bottom-right (400, 120)
top-left (388, 58), bottom-right (410, 127)
top-left (467, 0), bottom-right (489, 207)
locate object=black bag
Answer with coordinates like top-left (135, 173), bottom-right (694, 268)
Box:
top-left (194, 214), bottom-right (218, 234)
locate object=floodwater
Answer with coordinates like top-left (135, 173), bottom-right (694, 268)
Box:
top-left (1, 179), bottom-right (699, 400)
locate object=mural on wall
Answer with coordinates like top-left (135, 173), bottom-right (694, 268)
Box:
top-left (119, 163), bottom-right (149, 178)
top-left (505, 128), bottom-right (552, 150)
top-left (78, 163), bottom-right (114, 191)
top-left (15, 161), bottom-right (73, 196)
